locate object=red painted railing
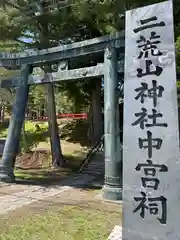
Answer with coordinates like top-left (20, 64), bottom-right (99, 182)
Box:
top-left (57, 113), bottom-right (88, 119)
top-left (26, 113), bottom-right (88, 121)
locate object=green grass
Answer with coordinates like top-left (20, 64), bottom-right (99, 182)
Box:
top-left (0, 206), bottom-right (119, 240)
top-left (21, 121), bottom-right (49, 152)
top-left (24, 121), bottom-right (48, 132)
top-left (14, 171), bottom-right (49, 180)
top-left (0, 120), bottom-right (49, 152)
top-left (0, 120), bottom-right (87, 182)
top-left (14, 168), bottom-right (70, 182)
top-left (0, 121), bottom-right (48, 138)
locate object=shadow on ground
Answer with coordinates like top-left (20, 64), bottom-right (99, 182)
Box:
top-left (14, 152), bottom-right (104, 191)
top-left (15, 171), bottom-right (104, 191)
top-left (14, 152), bottom-right (99, 187)
top-left (60, 119), bottom-right (90, 146)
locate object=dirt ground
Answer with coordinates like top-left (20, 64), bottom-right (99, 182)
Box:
top-left (15, 140), bottom-right (88, 169)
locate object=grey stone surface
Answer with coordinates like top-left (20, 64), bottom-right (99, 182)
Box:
top-left (0, 185), bottom-right (72, 215)
top-left (123, 1), bottom-right (180, 240)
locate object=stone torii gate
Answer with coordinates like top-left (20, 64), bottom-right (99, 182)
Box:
top-left (0, 31), bottom-right (125, 201)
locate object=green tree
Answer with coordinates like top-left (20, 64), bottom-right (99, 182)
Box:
top-left (1, 0), bottom-right (180, 146)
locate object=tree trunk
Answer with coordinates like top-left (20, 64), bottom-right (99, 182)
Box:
top-left (37, 3), bottom-right (65, 167)
top-left (22, 121), bottom-right (29, 153)
top-left (1, 105), bottom-right (5, 122)
top-left (45, 83), bottom-right (65, 167)
top-left (0, 105), bottom-right (2, 123)
top-left (40, 103), bottom-right (45, 118)
top-left (89, 79), bottom-right (103, 144)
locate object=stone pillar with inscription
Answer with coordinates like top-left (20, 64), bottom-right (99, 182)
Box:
top-left (102, 45), bottom-right (122, 201)
top-left (123, 1), bottom-right (180, 239)
top-left (0, 65), bottom-right (31, 182)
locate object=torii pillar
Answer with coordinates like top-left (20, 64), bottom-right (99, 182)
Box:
top-left (0, 65), bottom-right (31, 182)
top-left (102, 45), bottom-right (122, 201)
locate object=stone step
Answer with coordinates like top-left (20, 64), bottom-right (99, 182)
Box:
top-left (81, 172), bottom-right (102, 177)
top-left (87, 163), bottom-right (104, 167)
top-left (85, 165), bottom-right (104, 170)
top-left (79, 151), bottom-right (105, 176)
top-left (82, 169), bottom-right (104, 174)
top-left (82, 169), bottom-right (103, 175)
top-left (82, 165), bottom-right (104, 170)
top-left (83, 167), bottom-right (104, 172)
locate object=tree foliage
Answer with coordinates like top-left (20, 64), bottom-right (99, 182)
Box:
top-left (0, 0), bottom-right (180, 122)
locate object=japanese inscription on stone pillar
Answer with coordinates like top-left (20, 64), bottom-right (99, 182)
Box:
top-left (123, 1), bottom-right (180, 239)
